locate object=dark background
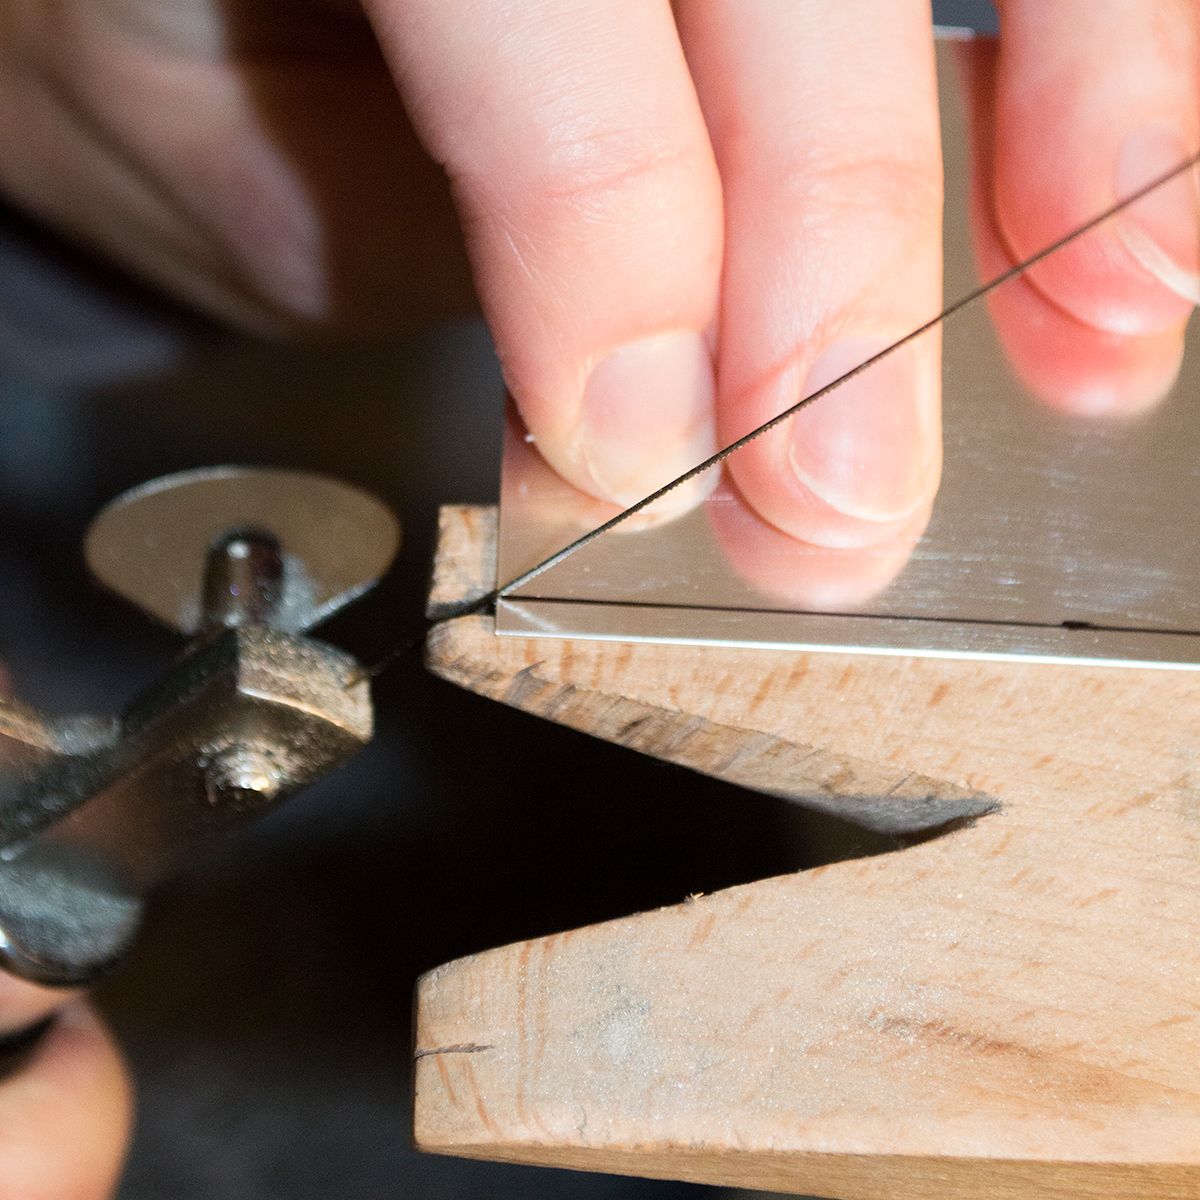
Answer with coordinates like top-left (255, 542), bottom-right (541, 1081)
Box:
top-left (0, 5), bottom-right (994, 1198)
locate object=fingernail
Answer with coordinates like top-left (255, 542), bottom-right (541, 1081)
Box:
top-left (789, 338), bottom-right (935, 522)
top-left (581, 331), bottom-right (717, 507)
top-left (1116, 121), bottom-right (1200, 304)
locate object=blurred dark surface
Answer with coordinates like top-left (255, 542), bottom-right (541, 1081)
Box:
top-left (0, 4), bottom-right (994, 1197)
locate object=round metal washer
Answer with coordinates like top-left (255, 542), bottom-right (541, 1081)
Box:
top-left (84, 466), bottom-right (401, 635)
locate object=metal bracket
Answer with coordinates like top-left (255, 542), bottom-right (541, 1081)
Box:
top-left (0, 468), bottom-right (399, 986)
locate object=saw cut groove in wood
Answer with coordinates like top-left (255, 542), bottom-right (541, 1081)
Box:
top-left (419, 505), bottom-right (1200, 1200)
top-left (430, 624), bottom-right (999, 839)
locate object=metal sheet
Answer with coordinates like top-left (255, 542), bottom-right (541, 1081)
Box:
top-left (495, 41), bottom-right (1200, 667)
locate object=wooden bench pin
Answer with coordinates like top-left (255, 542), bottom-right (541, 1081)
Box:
top-left (416, 505), bottom-right (1200, 1200)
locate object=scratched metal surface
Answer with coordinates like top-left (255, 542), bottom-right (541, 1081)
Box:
top-left (497, 42), bottom-right (1200, 664)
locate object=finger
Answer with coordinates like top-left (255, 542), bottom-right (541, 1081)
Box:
top-left (993, 0), bottom-right (1200, 337)
top-left (502, 402), bottom-right (921, 605)
top-left (2, 1), bottom-right (470, 334)
top-left (708, 480), bottom-right (925, 610)
top-left (501, 404), bottom-right (695, 545)
top-left (676, 0), bottom-right (943, 550)
top-left (961, 37), bottom-right (1187, 415)
top-left (0, 1004), bottom-right (132, 1200)
top-left (366, 0), bottom-right (723, 511)
top-left (0, 972), bottom-right (80, 1033)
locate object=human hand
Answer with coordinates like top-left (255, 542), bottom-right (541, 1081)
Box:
top-left (1, 1), bottom-right (1195, 576)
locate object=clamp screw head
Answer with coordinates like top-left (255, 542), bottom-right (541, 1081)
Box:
top-left (204, 745), bottom-right (284, 810)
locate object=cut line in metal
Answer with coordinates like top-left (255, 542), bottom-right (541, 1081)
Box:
top-left (497, 600), bottom-right (1200, 673)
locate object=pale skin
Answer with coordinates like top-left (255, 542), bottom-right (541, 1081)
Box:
top-left (0, 1), bottom-right (1198, 1194)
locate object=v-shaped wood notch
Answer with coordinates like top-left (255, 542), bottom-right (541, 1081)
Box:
top-left (418, 505), bottom-right (1200, 1200)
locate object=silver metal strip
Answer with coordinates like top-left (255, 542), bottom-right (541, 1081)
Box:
top-left (497, 598), bottom-right (1200, 672)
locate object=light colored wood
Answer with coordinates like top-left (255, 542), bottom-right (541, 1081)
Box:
top-left (425, 504), bottom-right (497, 620)
top-left (418, 505), bottom-right (1200, 1199)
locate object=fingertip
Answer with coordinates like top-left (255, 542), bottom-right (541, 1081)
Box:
top-left (995, 171), bottom-right (1197, 340)
top-left (970, 111), bottom-right (1190, 420)
top-left (709, 479), bottom-right (926, 610)
top-left (965, 65), bottom-right (1191, 423)
top-left (725, 336), bottom-right (942, 551)
top-left (502, 402), bottom-right (717, 542)
top-left (985, 275), bottom-right (1187, 418)
top-left (570, 327), bottom-right (719, 508)
top-left (993, 2), bottom-right (1200, 337)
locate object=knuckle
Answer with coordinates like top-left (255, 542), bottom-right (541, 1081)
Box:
top-left (540, 130), bottom-right (700, 216)
top-left (736, 138), bottom-right (944, 334)
top-left (468, 124), bottom-right (708, 231)
top-left (771, 141), bottom-right (943, 241)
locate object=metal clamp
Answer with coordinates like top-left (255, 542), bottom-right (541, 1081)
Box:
top-left (0, 467), bottom-right (400, 986)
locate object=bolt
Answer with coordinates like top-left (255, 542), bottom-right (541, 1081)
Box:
top-left (201, 530), bottom-right (284, 632)
top-left (204, 745), bottom-right (283, 809)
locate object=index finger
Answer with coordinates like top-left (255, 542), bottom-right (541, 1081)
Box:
top-left (365, 0), bottom-right (724, 516)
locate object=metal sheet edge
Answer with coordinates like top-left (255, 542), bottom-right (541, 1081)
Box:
top-left (495, 598), bottom-right (1200, 672)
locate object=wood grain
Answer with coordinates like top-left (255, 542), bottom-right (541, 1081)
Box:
top-left (418, 505), bottom-right (1200, 1199)
top-left (425, 504), bottom-right (497, 620)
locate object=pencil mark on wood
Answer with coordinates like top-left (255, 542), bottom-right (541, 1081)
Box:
top-left (687, 911), bottom-right (717, 949)
top-left (414, 1043), bottom-right (494, 1060)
